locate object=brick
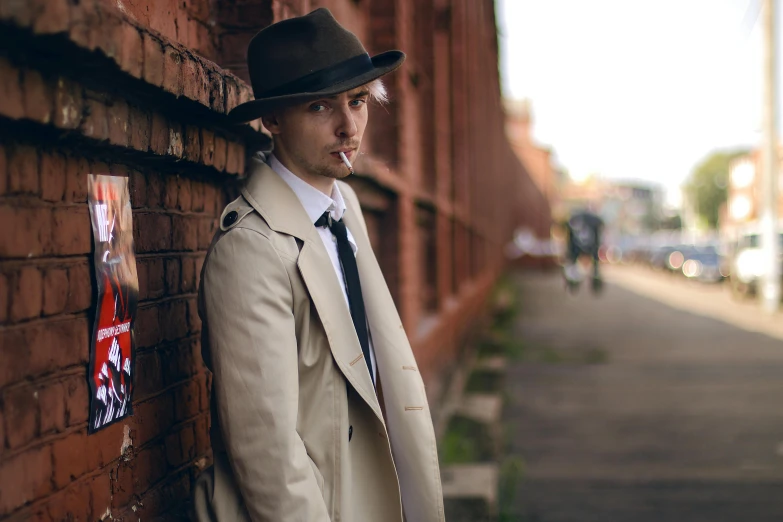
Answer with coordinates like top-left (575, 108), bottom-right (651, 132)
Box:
top-left (181, 257), bottom-right (197, 294)
top-left (208, 70), bottom-right (225, 112)
top-left (182, 56), bottom-right (199, 101)
top-left (165, 257), bottom-right (181, 294)
top-left (133, 443), bottom-right (167, 492)
top-left (64, 155), bottom-right (89, 203)
top-left (21, 68), bottom-right (54, 124)
top-left (65, 262), bottom-right (92, 313)
top-left (146, 257), bottom-right (165, 298)
top-left (150, 112), bottom-right (169, 155)
top-left (52, 207), bottom-right (91, 255)
top-left (40, 152), bottom-right (66, 202)
top-left (174, 379), bottom-right (199, 422)
top-left (64, 374), bottom-right (89, 427)
top-left (46, 480), bottom-right (90, 522)
top-left (52, 429), bottom-right (88, 488)
top-left (107, 98), bottom-right (130, 147)
top-left (53, 76), bottom-right (83, 129)
top-left (68, 0), bottom-right (99, 50)
top-left (82, 96), bottom-right (109, 141)
top-left (43, 267), bottom-right (68, 316)
top-left (226, 140), bottom-right (245, 175)
top-left (194, 414), bottom-right (209, 455)
top-left (198, 129), bottom-right (215, 168)
top-left (0, 145), bottom-right (7, 195)
top-left (190, 179), bottom-right (205, 212)
top-left (213, 135), bottom-right (228, 172)
top-left (32, 0), bottom-right (70, 34)
top-left (143, 34), bottom-right (164, 88)
top-left (183, 125), bottom-right (201, 163)
top-left (128, 169), bottom-right (147, 208)
top-left (3, 384), bottom-right (38, 449)
top-left (163, 340), bottom-right (197, 384)
top-left (38, 380), bottom-right (65, 434)
top-left (136, 259), bottom-right (149, 301)
top-left (168, 121), bottom-right (184, 157)
top-left (177, 176), bottom-right (192, 211)
top-left (95, 10), bottom-right (122, 61)
top-left (129, 107), bottom-right (151, 153)
top-left (0, 317), bottom-right (88, 388)
top-left (111, 459), bottom-right (135, 509)
top-left (135, 352), bottom-right (163, 400)
top-left (85, 420), bottom-right (124, 470)
top-left (172, 216), bottom-right (198, 252)
top-left (90, 473), bottom-right (112, 521)
top-left (118, 23), bottom-right (143, 78)
top-left (8, 144), bottom-right (39, 195)
top-left (135, 213), bottom-right (172, 252)
top-left (11, 266), bottom-right (43, 322)
top-left (198, 217), bottom-right (216, 250)
top-left (160, 300), bottom-right (188, 342)
top-left (188, 297), bottom-right (201, 336)
top-left (0, 57), bottom-right (24, 119)
top-left (129, 393), bottom-right (174, 447)
top-left (180, 421), bottom-right (196, 461)
top-left (224, 76), bottom-right (240, 115)
top-left (144, 172), bottom-right (164, 208)
top-left (135, 305), bottom-right (160, 349)
top-left (0, 445), bottom-right (52, 516)
top-left (163, 45), bottom-right (184, 96)
top-left (164, 430), bottom-right (184, 467)
top-left (0, 272), bottom-right (8, 324)
top-left (163, 175), bottom-right (178, 208)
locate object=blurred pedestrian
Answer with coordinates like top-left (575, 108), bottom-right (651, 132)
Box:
top-left (194, 8), bottom-right (444, 522)
top-left (564, 208), bottom-right (604, 292)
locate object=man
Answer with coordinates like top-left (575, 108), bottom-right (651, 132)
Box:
top-left (194, 8), bottom-right (445, 522)
top-left (563, 208), bottom-right (604, 293)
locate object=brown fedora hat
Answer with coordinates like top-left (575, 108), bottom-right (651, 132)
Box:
top-left (228, 8), bottom-right (405, 123)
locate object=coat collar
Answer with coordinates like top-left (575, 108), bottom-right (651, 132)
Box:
top-left (241, 158), bottom-right (383, 420)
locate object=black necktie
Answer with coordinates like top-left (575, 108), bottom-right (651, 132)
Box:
top-left (315, 212), bottom-right (373, 384)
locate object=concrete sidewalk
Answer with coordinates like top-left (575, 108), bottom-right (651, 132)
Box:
top-left (501, 268), bottom-right (783, 521)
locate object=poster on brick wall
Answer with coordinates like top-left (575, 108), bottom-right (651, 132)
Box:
top-left (87, 175), bottom-right (139, 433)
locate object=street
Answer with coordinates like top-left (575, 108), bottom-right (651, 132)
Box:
top-left (502, 265), bottom-right (783, 521)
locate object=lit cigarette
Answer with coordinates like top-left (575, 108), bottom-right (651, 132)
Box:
top-left (338, 152), bottom-right (353, 173)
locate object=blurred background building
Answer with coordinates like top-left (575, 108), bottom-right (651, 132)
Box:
top-left (0, 0), bottom-right (550, 519)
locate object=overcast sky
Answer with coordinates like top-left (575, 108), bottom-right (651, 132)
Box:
top-left (496, 0), bottom-right (775, 207)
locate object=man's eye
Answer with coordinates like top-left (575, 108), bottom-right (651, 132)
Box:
top-left (350, 99), bottom-right (367, 107)
top-left (310, 103), bottom-right (326, 112)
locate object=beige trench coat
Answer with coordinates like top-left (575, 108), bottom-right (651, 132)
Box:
top-left (193, 159), bottom-right (445, 522)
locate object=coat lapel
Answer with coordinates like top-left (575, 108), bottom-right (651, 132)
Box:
top-left (241, 160), bottom-right (383, 421)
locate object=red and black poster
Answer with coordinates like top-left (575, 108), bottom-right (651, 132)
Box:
top-left (87, 175), bottom-right (138, 433)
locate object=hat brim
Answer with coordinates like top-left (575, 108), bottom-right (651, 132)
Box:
top-left (228, 50), bottom-right (405, 124)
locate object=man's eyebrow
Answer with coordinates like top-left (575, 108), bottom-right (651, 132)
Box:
top-left (327, 89), bottom-right (370, 100)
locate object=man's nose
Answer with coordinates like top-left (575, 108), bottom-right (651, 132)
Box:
top-left (335, 106), bottom-right (358, 138)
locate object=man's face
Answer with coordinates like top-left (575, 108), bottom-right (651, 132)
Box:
top-left (264, 85), bottom-right (370, 182)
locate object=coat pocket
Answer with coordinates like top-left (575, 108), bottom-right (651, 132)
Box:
top-left (307, 454), bottom-right (325, 496)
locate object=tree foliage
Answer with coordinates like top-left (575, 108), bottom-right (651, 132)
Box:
top-left (684, 149), bottom-right (749, 228)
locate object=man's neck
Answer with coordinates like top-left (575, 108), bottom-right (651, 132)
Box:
top-left (272, 150), bottom-right (335, 197)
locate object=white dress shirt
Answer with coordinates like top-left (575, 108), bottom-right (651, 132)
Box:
top-left (268, 154), bottom-right (377, 383)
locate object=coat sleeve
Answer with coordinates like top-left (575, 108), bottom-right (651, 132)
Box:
top-left (201, 227), bottom-right (331, 522)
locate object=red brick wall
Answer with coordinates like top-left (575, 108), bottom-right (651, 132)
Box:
top-left (0, 0), bottom-right (549, 519)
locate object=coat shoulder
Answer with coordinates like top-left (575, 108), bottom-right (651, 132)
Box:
top-left (212, 195), bottom-right (299, 262)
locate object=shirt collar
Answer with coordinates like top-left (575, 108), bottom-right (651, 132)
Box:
top-left (268, 154), bottom-right (347, 225)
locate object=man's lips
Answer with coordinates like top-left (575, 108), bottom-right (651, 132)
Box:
top-left (330, 150), bottom-right (354, 160)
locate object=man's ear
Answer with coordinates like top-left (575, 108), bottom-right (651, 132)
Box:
top-left (262, 113), bottom-right (281, 135)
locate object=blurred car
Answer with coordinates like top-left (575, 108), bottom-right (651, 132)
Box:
top-left (728, 230), bottom-right (783, 299)
top-left (681, 245), bottom-right (723, 283)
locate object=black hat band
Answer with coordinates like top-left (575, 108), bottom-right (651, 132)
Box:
top-left (257, 53), bottom-right (375, 99)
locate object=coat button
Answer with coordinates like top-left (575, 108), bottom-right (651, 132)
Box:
top-left (223, 210), bottom-right (238, 227)
top-left (348, 425), bottom-right (353, 442)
